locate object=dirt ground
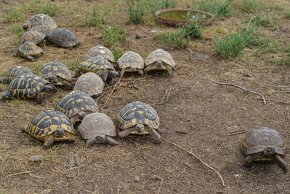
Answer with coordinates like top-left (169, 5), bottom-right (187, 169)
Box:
top-left (1, 0), bottom-right (290, 193)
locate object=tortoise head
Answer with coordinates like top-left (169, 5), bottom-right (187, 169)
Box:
top-left (264, 147), bottom-right (275, 156)
top-left (136, 123), bottom-right (145, 133)
top-left (2, 90), bottom-right (12, 100)
top-left (54, 127), bottom-right (76, 142)
top-left (156, 60), bottom-right (163, 68)
top-left (22, 22), bottom-right (32, 30)
top-left (44, 83), bottom-right (57, 92)
top-left (55, 127), bottom-right (64, 137)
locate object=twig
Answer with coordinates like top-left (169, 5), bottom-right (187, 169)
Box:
top-left (101, 72), bottom-right (124, 109)
top-left (211, 80), bottom-right (266, 105)
top-left (161, 137), bottom-right (225, 187)
top-left (1, 171), bottom-right (31, 181)
top-left (157, 87), bottom-right (173, 105)
top-left (228, 129), bottom-right (247, 136)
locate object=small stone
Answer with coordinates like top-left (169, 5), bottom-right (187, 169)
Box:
top-left (134, 176), bottom-right (140, 182)
top-left (28, 155), bottom-right (43, 162)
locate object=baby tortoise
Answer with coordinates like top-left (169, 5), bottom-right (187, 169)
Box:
top-left (74, 72), bottom-right (104, 98)
top-left (78, 112), bottom-right (118, 147)
top-left (39, 61), bottom-right (73, 89)
top-left (117, 101), bottom-right (161, 143)
top-left (117, 51), bottom-right (144, 75)
top-left (85, 45), bottom-right (115, 63)
top-left (145, 48), bottom-right (176, 77)
top-left (24, 110), bottom-right (75, 149)
top-left (240, 127), bottom-right (288, 173)
top-left (22, 14), bottom-right (57, 35)
top-left (46, 28), bottom-right (80, 48)
top-left (20, 30), bottom-right (45, 45)
top-left (0, 66), bottom-right (35, 84)
top-left (76, 55), bottom-right (118, 83)
top-left (2, 75), bottom-right (56, 103)
top-left (55, 91), bottom-right (99, 124)
top-left (14, 41), bottom-right (43, 61)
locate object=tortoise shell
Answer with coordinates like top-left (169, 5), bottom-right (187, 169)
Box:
top-left (46, 28), bottom-right (80, 48)
top-left (78, 55), bottom-right (115, 72)
top-left (17, 41), bottom-right (43, 61)
top-left (240, 127), bottom-right (286, 156)
top-left (145, 49), bottom-right (176, 68)
top-left (20, 30), bottom-right (45, 45)
top-left (39, 61), bottom-right (72, 86)
top-left (74, 72), bottom-right (104, 97)
top-left (117, 101), bottom-right (160, 134)
top-left (25, 110), bottom-right (75, 143)
top-left (117, 51), bottom-right (144, 71)
top-left (22, 14), bottom-right (57, 34)
top-left (78, 112), bottom-right (116, 140)
top-left (85, 45), bottom-right (115, 62)
top-left (55, 91), bottom-right (99, 121)
top-left (2, 75), bottom-right (55, 100)
top-left (0, 66), bottom-right (34, 84)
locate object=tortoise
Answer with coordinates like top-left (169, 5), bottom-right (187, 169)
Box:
top-left (39, 61), bottom-right (73, 89)
top-left (240, 127), bottom-right (288, 174)
top-left (76, 55), bottom-right (119, 82)
top-left (85, 45), bottom-right (115, 63)
top-left (46, 28), bottom-right (80, 48)
top-left (14, 41), bottom-right (43, 61)
top-left (74, 72), bottom-right (105, 97)
top-left (78, 112), bottom-right (118, 147)
top-left (117, 51), bottom-right (144, 75)
top-left (20, 30), bottom-right (45, 45)
top-left (24, 110), bottom-right (76, 149)
top-left (2, 75), bottom-right (56, 103)
top-left (144, 48), bottom-right (176, 77)
top-left (55, 91), bottom-right (99, 124)
top-left (117, 101), bottom-right (161, 143)
top-left (0, 66), bottom-right (35, 84)
top-left (22, 14), bottom-right (57, 35)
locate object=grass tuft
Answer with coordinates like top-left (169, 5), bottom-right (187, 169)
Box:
top-left (4, 10), bottom-right (23, 23)
top-left (251, 15), bottom-right (276, 28)
top-left (32, 0), bottom-right (58, 16)
top-left (79, 5), bottom-right (107, 27)
top-left (284, 9), bottom-right (290, 19)
top-left (10, 24), bottom-right (25, 37)
top-left (102, 25), bottom-right (126, 47)
top-left (194, 0), bottom-right (233, 18)
top-left (239, 0), bottom-right (259, 13)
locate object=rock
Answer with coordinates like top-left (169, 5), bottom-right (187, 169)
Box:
top-left (28, 155), bottom-right (43, 162)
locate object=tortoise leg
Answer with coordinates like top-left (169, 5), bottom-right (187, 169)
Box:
top-left (26, 55), bottom-right (36, 62)
top-left (118, 128), bottom-right (135, 138)
top-left (74, 70), bottom-right (81, 78)
top-left (36, 93), bottom-right (44, 104)
top-left (244, 155), bottom-right (255, 167)
top-left (138, 69), bottom-right (144, 75)
top-left (62, 81), bottom-right (73, 90)
top-left (86, 138), bottom-right (96, 148)
top-left (166, 65), bottom-right (174, 78)
top-left (149, 128), bottom-right (161, 144)
top-left (275, 155), bottom-right (288, 174)
top-left (105, 136), bottom-right (118, 145)
top-left (43, 134), bottom-right (54, 149)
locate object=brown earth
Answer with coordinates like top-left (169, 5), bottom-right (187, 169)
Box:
top-left (0, 0), bottom-right (290, 193)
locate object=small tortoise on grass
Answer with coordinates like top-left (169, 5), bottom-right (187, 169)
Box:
top-left (76, 55), bottom-right (118, 83)
top-left (145, 49), bottom-right (176, 77)
top-left (0, 66), bottom-right (35, 84)
top-left (39, 61), bottom-right (73, 89)
top-left (55, 91), bottom-right (99, 124)
top-left (78, 112), bottom-right (118, 147)
top-left (117, 101), bottom-right (161, 143)
top-left (85, 45), bottom-right (115, 63)
top-left (24, 110), bottom-right (75, 149)
top-left (74, 72), bottom-right (104, 97)
top-left (117, 51), bottom-right (144, 75)
top-left (14, 41), bottom-right (43, 61)
top-left (22, 14), bottom-right (57, 35)
top-left (20, 30), bottom-right (45, 45)
top-left (46, 28), bottom-right (80, 48)
top-left (2, 75), bottom-right (56, 103)
top-left (240, 127), bottom-right (288, 173)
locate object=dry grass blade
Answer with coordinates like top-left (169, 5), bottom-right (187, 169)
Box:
top-left (157, 86), bottom-right (173, 105)
top-left (211, 80), bottom-right (266, 105)
top-left (228, 129), bottom-right (247, 136)
top-left (161, 137), bottom-right (226, 187)
top-left (1, 171), bottom-right (31, 181)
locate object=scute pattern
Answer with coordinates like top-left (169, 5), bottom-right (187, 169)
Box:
top-left (39, 62), bottom-right (72, 83)
top-left (46, 28), bottom-right (79, 48)
top-left (85, 45), bottom-right (115, 62)
top-left (0, 66), bottom-right (34, 84)
top-left (118, 51), bottom-right (144, 69)
top-left (145, 49), bottom-right (176, 68)
top-left (74, 73), bottom-right (104, 97)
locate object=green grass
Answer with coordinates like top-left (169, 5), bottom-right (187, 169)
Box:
top-left (239, 0), bottom-right (260, 13)
top-left (102, 25), bottom-right (126, 47)
top-left (126, 0), bottom-right (177, 24)
top-left (284, 9), bottom-right (290, 19)
top-left (28, 63), bottom-right (42, 73)
top-left (112, 47), bottom-right (123, 60)
top-left (32, 0), bottom-right (58, 16)
top-left (180, 22), bottom-right (202, 39)
top-left (79, 5), bottom-right (107, 27)
top-left (193, 0), bottom-right (233, 18)
top-left (251, 15), bottom-right (276, 28)
top-left (9, 24), bottom-right (24, 36)
top-left (4, 10), bottom-right (23, 23)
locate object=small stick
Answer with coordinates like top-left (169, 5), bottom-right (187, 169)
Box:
top-left (211, 80), bottom-right (266, 105)
top-left (102, 72), bottom-right (124, 109)
top-left (161, 137), bottom-right (225, 187)
top-left (158, 87), bottom-right (172, 105)
top-left (228, 130), bottom-right (247, 136)
top-left (1, 171), bottom-right (31, 181)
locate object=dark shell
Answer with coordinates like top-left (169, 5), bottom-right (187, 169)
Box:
top-left (0, 66), bottom-right (34, 84)
top-left (117, 101), bottom-right (159, 130)
top-left (46, 28), bottom-right (80, 48)
top-left (240, 127), bottom-right (286, 155)
top-left (20, 30), bottom-right (45, 45)
top-left (39, 61), bottom-right (72, 83)
top-left (55, 91), bottom-right (99, 119)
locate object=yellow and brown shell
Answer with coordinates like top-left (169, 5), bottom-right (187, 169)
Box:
top-left (26, 110), bottom-right (75, 141)
top-left (0, 66), bottom-right (34, 84)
